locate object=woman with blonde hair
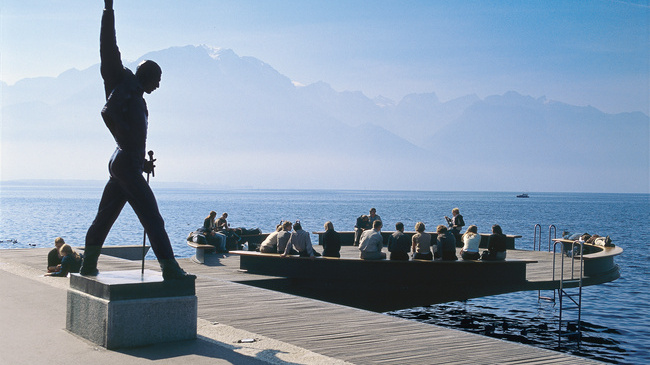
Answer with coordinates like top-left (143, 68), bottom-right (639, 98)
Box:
top-left (460, 225), bottom-right (481, 260)
top-left (411, 222), bottom-right (433, 260)
top-left (322, 221), bottom-right (342, 258)
top-left (260, 223), bottom-right (283, 253)
top-left (46, 244), bottom-right (83, 277)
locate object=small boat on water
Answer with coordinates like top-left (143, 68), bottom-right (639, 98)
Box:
top-left (516, 193), bottom-right (529, 198)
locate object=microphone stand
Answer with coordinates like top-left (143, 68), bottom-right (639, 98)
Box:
top-left (142, 150), bottom-right (156, 275)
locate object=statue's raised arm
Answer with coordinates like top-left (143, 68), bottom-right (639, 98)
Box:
top-left (100, 0), bottom-right (123, 99)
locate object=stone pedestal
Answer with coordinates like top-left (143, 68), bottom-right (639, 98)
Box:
top-left (66, 270), bottom-right (197, 349)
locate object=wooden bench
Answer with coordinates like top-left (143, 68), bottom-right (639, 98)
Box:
top-left (230, 250), bottom-right (537, 309)
top-left (187, 240), bottom-right (215, 264)
top-left (551, 239), bottom-right (623, 277)
top-left (231, 250), bottom-right (536, 284)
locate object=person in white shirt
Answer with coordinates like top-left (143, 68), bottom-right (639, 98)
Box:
top-left (359, 220), bottom-right (386, 260)
top-left (460, 225), bottom-right (481, 260)
top-left (259, 223), bottom-right (283, 253)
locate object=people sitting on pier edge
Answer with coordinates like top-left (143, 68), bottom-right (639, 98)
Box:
top-left (388, 222), bottom-right (410, 261)
top-left (435, 225), bottom-right (458, 261)
top-left (445, 207), bottom-right (465, 246)
top-left (277, 221), bottom-right (298, 255)
top-left (282, 220), bottom-right (319, 258)
top-left (322, 221), bottom-right (342, 258)
top-left (46, 244), bottom-right (83, 277)
top-left (259, 223), bottom-right (283, 253)
top-left (47, 237), bottom-right (66, 273)
top-left (359, 220), bottom-right (386, 260)
top-left (460, 225), bottom-right (481, 260)
top-left (411, 222), bottom-right (433, 260)
top-left (354, 214), bottom-right (371, 246)
top-left (481, 224), bottom-right (507, 261)
top-left (202, 211), bottom-right (228, 253)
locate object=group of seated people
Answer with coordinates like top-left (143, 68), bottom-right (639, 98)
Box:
top-left (354, 207), bottom-right (507, 261)
top-left (259, 220), bottom-right (332, 258)
top-left (372, 220), bottom-right (507, 262)
top-left (45, 237), bottom-right (83, 277)
top-left (257, 211), bottom-right (507, 262)
top-left (197, 211), bottom-right (236, 253)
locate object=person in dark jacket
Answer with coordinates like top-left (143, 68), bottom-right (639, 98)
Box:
top-left (435, 225), bottom-right (458, 261)
top-left (388, 222), bottom-right (410, 261)
top-left (445, 208), bottom-right (465, 247)
top-left (322, 221), bottom-right (342, 258)
top-left (81, 0), bottom-right (193, 280)
top-left (481, 224), bottom-right (507, 261)
top-left (354, 215), bottom-right (371, 246)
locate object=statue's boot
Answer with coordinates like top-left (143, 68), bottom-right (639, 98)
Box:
top-left (80, 245), bottom-right (102, 276)
top-left (159, 259), bottom-right (196, 280)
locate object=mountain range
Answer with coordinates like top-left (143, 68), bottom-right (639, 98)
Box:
top-left (1, 45), bottom-right (648, 193)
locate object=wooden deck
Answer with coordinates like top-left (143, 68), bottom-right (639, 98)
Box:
top-left (0, 247), bottom-right (609, 364)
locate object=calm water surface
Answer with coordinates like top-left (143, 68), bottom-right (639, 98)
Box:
top-left (1, 184), bottom-right (648, 363)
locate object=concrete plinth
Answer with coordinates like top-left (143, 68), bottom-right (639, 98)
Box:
top-left (66, 270), bottom-right (197, 349)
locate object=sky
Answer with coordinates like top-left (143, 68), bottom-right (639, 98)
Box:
top-left (1, 0), bottom-right (649, 115)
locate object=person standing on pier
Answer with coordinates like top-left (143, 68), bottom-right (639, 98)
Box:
top-left (445, 208), bottom-right (465, 245)
top-left (81, 0), bottom-right (194, 280)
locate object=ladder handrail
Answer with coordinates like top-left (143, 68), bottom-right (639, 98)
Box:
top-left (533, 224), bottom-right (542, 251)
top-left (548, 225), bottom-right (557, 251)
top-left (553, 239), bottom-right (584, 348)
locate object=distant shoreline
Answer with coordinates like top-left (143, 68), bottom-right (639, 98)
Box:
top-left (2, 179), bottom-right (649, 196)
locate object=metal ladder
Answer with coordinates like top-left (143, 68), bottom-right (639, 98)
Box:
top-left (533, 225), bottom-right (584, 347)
top-left (553, 239), bottom-right (584, 348)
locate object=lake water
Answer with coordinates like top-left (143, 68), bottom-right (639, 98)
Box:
top-left (1, 183), bottom-right (648, 363)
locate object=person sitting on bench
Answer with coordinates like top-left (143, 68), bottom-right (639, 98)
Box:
top-left (281, 221), bottom-right (319, 258)
top-left (359, 220), bottom-right (386, 260)
top-left (481, 224), bottom-right (507, 261)
top-left (260, 223), bottom-right (283, 253)
top-left (435, 225), bottom-right (458, 261)
top-left (460, 225), bottom-right (481, 260)
top-left (412, 222), bottom-right (433, 260)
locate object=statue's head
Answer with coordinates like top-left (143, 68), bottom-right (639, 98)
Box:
top-left (136, 60), bottom-right (162, 94)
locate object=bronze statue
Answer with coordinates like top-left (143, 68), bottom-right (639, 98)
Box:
top-left (81, 0), bottom-right (194, 280)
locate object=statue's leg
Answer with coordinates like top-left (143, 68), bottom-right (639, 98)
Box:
top-left (81, 178), bottom-right (127, 275)
top-left (119, 170), bottom-right (195, 280)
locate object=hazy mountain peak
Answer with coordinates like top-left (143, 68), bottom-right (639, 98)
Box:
top-left (398, 92), bottom-right (440, 107)
top-left (373, 95), bottom-right (395, 108)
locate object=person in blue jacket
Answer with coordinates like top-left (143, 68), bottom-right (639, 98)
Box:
top-left (81, 0), bottom-right (194, 280)
top-left (46, 244), bottom-right (82, 277)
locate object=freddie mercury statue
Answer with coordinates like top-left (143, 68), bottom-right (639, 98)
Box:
top-left (80, 0), bottom-right (194, 280)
